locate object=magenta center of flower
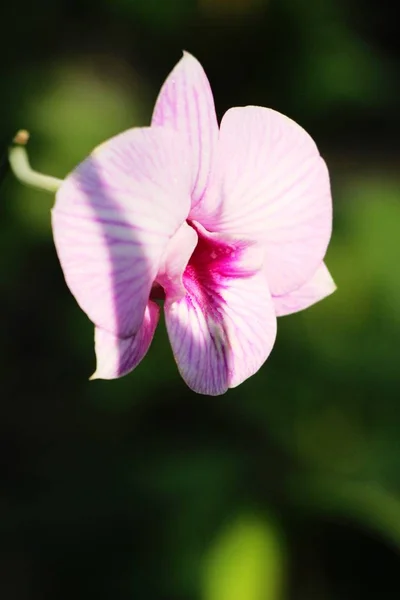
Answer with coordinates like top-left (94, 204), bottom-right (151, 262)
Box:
top-left (183, 222), bottom-right (234, 304)
top-left (150, 221), bottom-right (255, 310)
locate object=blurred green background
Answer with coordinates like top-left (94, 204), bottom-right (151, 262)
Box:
top-left (1, 0), bottom-right (400, 598)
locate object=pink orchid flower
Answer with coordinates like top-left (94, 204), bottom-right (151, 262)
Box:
top-left (52, 52), bottom-right (335, 395)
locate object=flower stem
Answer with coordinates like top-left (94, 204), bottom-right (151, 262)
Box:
top-left (8, 130), bottom-right (63, 193)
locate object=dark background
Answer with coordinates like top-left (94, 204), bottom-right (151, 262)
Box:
top-left (1, 0), bottom-right (400, 598)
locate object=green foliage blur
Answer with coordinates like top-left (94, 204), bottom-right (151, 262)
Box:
top-left (1, 0), bottom-right (399, 598)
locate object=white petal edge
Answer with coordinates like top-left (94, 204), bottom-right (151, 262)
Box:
top-left (273, 262), bottom-right (336, 317)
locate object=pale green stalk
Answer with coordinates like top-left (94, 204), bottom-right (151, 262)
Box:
top-left (8, 130), bottom-right (62, 193)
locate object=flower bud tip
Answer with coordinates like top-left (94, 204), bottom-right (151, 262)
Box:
top-left (13, 129), bottom-right (30, 146)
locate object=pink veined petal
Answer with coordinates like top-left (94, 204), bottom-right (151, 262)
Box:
top-left (164, 224), bottom-right (277, 395)
top-left (165, 271), bottom-right (277, 395)
top-left (52, 127), bottom-right (191, 338)
top-left (196, 106), bottom-right (332, 296)
top-left (90, 300), bottom-right (160, 380)
top-left (151, 51), bottom-right (219, 209)
top-left (273, 262), bottom-right (336, 317)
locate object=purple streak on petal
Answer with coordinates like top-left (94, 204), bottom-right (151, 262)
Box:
top-left (151, 52), bottom-right (219, 209)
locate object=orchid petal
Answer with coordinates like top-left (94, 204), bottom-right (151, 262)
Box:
top-left (273, 262), bottom-right (336, 317)
top-left (52, 127), bottom-right (191, 338)
top-left (164, 225), bottom-right (277, 395)
top-left (165, 272), bottom-right (276, 395)
top-left (151, 52), bottom-right (219, 209)
top-left (197, 106), bottom-right (332, 296)
top-left (90, 301), bottom-right (160, 380)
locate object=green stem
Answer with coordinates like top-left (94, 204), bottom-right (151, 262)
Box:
top-left (8, 131), bottom-right (63, 193)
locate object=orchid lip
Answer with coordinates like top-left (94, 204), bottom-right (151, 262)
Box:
top-left (152, 218), bottom-right (259, 309)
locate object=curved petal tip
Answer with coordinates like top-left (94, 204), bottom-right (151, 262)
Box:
top-left (273, 263), bottom-right (336, 317)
